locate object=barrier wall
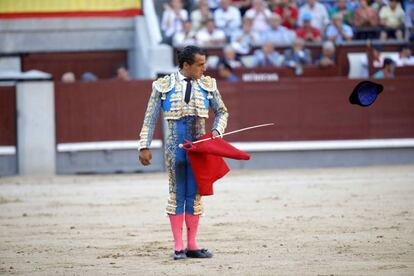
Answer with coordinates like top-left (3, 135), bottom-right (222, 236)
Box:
top-left (23, 51), bottom-right (127, 81)
top-left (0, 86), bottom-right (16, 146)
top-left (53, 77), bottom-right (414, 143)
top-left (55, 80), bottom-right (163, 143)
top-left (215, 77), bottom-right (414, 142)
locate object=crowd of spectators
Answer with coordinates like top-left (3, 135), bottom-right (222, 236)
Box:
top-left (160, 0), bottom-right (414, 78)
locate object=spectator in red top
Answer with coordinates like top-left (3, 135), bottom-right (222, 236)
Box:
top-left (296, 13), bottom-right (321, 42)
top-left (274, 0), bottom-right (298, 29)
top-left (353, 0), bottom-right (379, 39)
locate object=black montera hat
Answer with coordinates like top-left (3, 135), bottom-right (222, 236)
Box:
top-left (349, 81), bottom-right (384, 107)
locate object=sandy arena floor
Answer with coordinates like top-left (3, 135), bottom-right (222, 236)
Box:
top-left (0, 165), bottom-right (413, 275)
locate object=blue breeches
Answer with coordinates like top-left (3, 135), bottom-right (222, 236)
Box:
top-left (165, 117), bottom-right (205, 215)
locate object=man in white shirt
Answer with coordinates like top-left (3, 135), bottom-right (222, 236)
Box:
top-left (214, 0), bottom-right (242, 38)
top-left (196, 19), bottom-right (226, 47)
top-left (161, 0), bottom-right (189, 44)
top-left (173, 21), bottom-right (197, 48)
top-left (298, 0), bottom-right (330, 31)
top-left (244, 0), bottom-right (273, 33)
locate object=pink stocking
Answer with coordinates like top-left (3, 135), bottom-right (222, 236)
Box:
top-left (185, 213), bottom-right (200, 250)
top-left (169, 214), bottom-right (184, 251)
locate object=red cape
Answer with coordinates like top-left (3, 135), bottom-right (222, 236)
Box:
top-left (182, 133), bottom-right (250, 196)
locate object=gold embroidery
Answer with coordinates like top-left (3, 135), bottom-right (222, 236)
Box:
top-left (154, 74), bottom-right (175, 93)
top-left (197, 76), bottom-right (217, 91)
top-left (193, 194), bottom-right (203, 215)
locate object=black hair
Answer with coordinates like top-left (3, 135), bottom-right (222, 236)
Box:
top-left (177, 45), bottom-right (206, 69)
top-left (383, 57), bottom-right (395, 67)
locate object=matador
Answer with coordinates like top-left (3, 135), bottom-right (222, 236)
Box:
top-left (138, 45), bottom-right (228, 260)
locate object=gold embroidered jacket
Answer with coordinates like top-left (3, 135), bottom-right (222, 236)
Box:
top-left (139, 73), bottom-right (228, 149)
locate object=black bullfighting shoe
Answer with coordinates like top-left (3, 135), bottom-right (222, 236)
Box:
top-left (185, 248), bottom-right (213, 258)
top-left (173, 250), bottom-right (186, 260)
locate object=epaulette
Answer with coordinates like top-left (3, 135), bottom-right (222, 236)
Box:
top-left (153, 73), bottom-right (175, 93)
top-left (197, 75), bottom-right (217, 92)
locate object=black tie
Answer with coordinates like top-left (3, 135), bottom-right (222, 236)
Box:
top-left (184, 78), bottom-right (192, 104)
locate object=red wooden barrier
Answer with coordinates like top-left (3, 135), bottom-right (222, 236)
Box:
top-left (0, 86), bottom-right (16, 146)
top-left (0, 76), bottom-right (409, 146)
top-left (55, 80), bottom-right (163, 143)
top-left (215, 77), bottom-right (414, 141)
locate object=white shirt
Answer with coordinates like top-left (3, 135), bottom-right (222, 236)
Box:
top-left (214, 6), bottom-right (242, 36)
top-left (298, 2), bottom-right (329, 31)
top-left (196, 28), bottom-right (226, 46)
top-left (244, 8), bottom-right (273, 33)
top-left (173, 31), bottom-right (197, 47)
top-left (161, 9), bottom-right (189, 37)
top-left (177, 71), bottom-right (194, 100)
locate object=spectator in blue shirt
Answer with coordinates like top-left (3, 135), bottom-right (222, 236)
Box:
top-left (218, 62), bottom-right (239, 82)
top-left (283, 38), bottom-right (313, 67)
top-left (326, 13), bottom-right (354, 42)
top-left (260, 14), bottom-right (296, 46)
top-left (253, 41), bottom-right (283, 66)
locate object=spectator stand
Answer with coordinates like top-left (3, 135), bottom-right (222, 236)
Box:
top-left (174, 40), bottom-right (414, 79)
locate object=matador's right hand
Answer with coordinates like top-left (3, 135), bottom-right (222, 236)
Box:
top-left (139, 148), bottom-right (152, 166)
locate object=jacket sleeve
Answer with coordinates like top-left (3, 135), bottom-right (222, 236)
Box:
top-left (139, 83), bottom-right (162, 150)
top-left (210, 87), bottom-right (229, 135)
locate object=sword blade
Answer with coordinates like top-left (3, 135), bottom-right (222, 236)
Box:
top-left (179, 123), bottom-right (275, 147)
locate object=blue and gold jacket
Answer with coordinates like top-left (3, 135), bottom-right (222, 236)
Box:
top-left (139, 73), bottom-right (228, 150)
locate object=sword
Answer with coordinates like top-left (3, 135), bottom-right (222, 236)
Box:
top-left (178, 123), bottom-right (275, 148)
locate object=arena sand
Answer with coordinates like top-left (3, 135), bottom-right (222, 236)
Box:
top-left (0, 165), bottom-right (413, 275)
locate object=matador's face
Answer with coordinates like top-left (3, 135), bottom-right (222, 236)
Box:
top-left (185, 54), bottom-right (206, 80)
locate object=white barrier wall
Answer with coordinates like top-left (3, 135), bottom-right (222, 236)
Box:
top-left (16, 81), bottom-right (55, 175)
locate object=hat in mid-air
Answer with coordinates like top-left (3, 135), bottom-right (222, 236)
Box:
top-left (349, 81), bottom-right (384, 107)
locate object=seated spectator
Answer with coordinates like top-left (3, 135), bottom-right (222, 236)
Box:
top-left (315, 40), bottom-right (336, 67)
top-left (298, 0), bottom-right (330, 32)
top-left (161, 0), bottom-right (189, 45)
top-left (173, 21), bottom-right (197, 47)
top-left (329, 0), bottom-right (354, 26)
top-left (296, 13), bottom-right (322, 42)
top-left (274, 0), bottom-right (298, 29)
top-left (218, 45), bottom-right (244, 68)
top-left (371, 0), bottom-right (386, 12)
top-left (353, 0), bottom-right (380, 40)
top-left (395, 45), bottom-right (414, 66)
top-left (244, 0), bottom-right (273, 33)
top-left (208, 0), bottom-right (221, 11)
top-left (191, 0), bottom-right (213, 31)
top-left (253, 41), bottom-right (283, 66)
top-left (61, 72), bottom-right (75, 83)
top-left (196, 19), bottom-right (226, 46)
top-left (231, 0), bottom-right (253, 16)
top-left (81, 72), bottom-right (98, 82)
top-left (405, 1), bottom-right (414, 41)
top-left (283, 38), bottom-right (312, 68)
top-left (260, 14), bottom-right (296, 46)
top-left (231, 17), bottom-right (260, 54)
top-left (326, 13), bottom-right (354, 42)
top-left (214, 0), bottom-right (242, 38)
top-left (218, 62), bottom-right (239, 82)
top-left (379, 0), bottom-right (405, 40)
top-left (346, 0), bottom-right (359, 11)
top-left (116, 66), bottom-right (129, 81)
top-left (371, 44), bottom-right (384, 68)
top-left (373, 57), bottom-right (396, 78)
